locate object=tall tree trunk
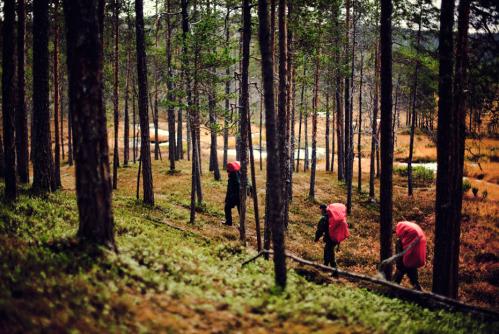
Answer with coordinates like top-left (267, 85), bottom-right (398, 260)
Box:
top-left (181, 0), bottom-right (198, 224)
top-left (346, 0), bottom-right (356, 214)
top-left (32, 0), bottom-right (54, 195)
top-left (325, 91), bottom-right (330, 172)
top-left (257, 0), bottom-right (286, 289)
top-left (135, 0), bottom-right (154, 205)
top-left (123, 34), bottom-right (131, 167)
top-left (209, 87), bottom-right (220, 180)
top-left (379, 0), bottom-right (394, 280)
top-left (408, 3), bottom-right (423, 196)
top-left (223, 5), bottom-right (230, 169)
top-left (277, 0), bottom-right (289, 227)
top-left (53, 0), bottom-right (62, 190)
top-left (67, 93), bottom-right (73, 166)
top-left (166, 0), bottom-right (176, 172)
top-left (304, 102), bottom-right (309, 172)
top-left (369, 45), bottom-right (379, 200)
top-left (433, 0), bottom-right (468, 299)
top-left (112, 0), bottom-right (120, 189)
top-left (357, 53), bottom-right (363, 192)
top-left (309, 53), bottom-right (320, 200)
top-left (296, 64), bottom-right (306, 172)
top-left (259, 92), bottom-right (263, 171)
top-left (288, 1), bottom-right (295, 199)
top-left (2, 0), bottom-right (17, 200)
top-left (331, 92), bottom-right (335, 172)
top-left (60, 70), bottom-right (65, 161)
top-left (132, 79), bottom-right (137, 163)
top-left (332, 1), bottom-right (344, 181)
top-left (239, 0), bottom-right (252, 245)
top-left (63, 0), bottom-right (115, 247)
top-left (153, 0), bottom-right (160, 161)
top-left (344, 0), bottom-right (351, 186)
top-left (248, 101), bottom-right (262, 251)
top-left (16, 0), bottom-right (29, 184)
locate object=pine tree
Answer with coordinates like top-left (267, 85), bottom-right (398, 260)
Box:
top-left (63, 0), bottom-right (115, 247)
top-left (135, 0), bottom-right (154, 205)
top-left (2, 0), bottom-right (17, 200)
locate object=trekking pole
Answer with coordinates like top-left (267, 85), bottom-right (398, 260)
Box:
top-left (377, 237), bottom-right (420, 280)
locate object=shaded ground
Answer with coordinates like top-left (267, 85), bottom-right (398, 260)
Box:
top-left (0, 185), bottom-right (496, 333)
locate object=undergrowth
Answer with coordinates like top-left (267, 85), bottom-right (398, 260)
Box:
top-left (0, 187), bottom-right (496, 333)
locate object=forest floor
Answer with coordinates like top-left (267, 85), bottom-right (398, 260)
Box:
top-left (0, 123), bottom-right (497, 333)
top-left (0, 181), bottom-right (497, 333)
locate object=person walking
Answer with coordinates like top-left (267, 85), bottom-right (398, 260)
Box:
top-left (223, 161), bottom-right (241, 226)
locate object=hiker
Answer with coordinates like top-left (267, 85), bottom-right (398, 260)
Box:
top-left (223, 161), bottom-right (241, 226)
top-left (314, 203), bottom-right (350, 276)
top-left (393, 221), bottom-right (427, 291)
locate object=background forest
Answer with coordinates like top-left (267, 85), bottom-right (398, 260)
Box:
top-left (0, 0), bottom-right (498, 333)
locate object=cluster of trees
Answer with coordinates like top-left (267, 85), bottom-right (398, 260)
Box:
top-left (1, 0), bottom-right (497, 298)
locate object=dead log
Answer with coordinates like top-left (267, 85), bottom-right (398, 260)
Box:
top-left (242, 250), bottom-right (499, 321)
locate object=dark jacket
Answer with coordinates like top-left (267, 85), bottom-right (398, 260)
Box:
top-left (225, 171), bottom-right (240, 206)
top-left (315, 215), bottom-right (334, 244)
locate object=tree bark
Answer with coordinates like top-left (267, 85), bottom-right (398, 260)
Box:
top-left (123, 17), bottom-right (132, 168)
top-left (325, 91), bottom-right (330, 172)
top-left (344, 0), bottom-right (351, 187)
top-left (288, 1), bottom-right (295, 199)
top-left (369, 45), bottom-right (379, 200)
top-left (2, 0), bottom-right (17, 200)
top-left (408, 3), bottom-right (423, 197)
top-left (277, 0), bottom-right (289, 227)
top-left (379, 0), bottom-right (394, 280)
top-left (309, 53), bottom-right (320, 200)
top-left (296, 63), bottom-right (306, 172)
top-left (32, 0), bottom-right (54, 195)
top-left (63, 0), bottom-right (115, 247)
top-left (135, 0), bottom-right (154, 205)
top-left (112, 0), bottom-right (120, 189)
top-left (332, 2), bottom-right (344, 181)
top-left (16, 0), bottom-right (29, 184)
top-left (53, 0), bottom-right (62, 190)
top-left (239, 0), bottom-right (252, 245)
top-left (67, 95), bottom-right (73, 166)
top-left (257, 0), bottom-right (286, 289)
top-left (165, 0), bottom-right (176, 172)
top-left (153, 0), bottom-right (160, 161)
top-left (223, 5), bottom-right (231, 169)
top-left (357, 53), bottom-right (363, 193)
top-left (433, 0), bottom-right (468, 299)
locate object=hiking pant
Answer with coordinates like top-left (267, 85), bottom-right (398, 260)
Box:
top-left (224, 202), bottom-right (240, 226)
top-left (324, 241), bottom-right (338, 268)
top-left (393, 263), bottom-right (422, 290)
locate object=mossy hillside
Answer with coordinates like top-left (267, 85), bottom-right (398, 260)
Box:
top-left (0, 188), bottom-right (496, 333)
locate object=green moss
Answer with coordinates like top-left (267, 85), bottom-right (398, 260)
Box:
top-left (0, 186), bottom-right (496, 333)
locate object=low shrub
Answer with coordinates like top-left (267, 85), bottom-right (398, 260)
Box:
top-left (394, 165), bottom-right (434, 186)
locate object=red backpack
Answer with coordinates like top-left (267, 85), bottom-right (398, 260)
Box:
top-left (227, 161), bottom-right (241, 173)
top-left (395, 221), bottom-right (427, 268)
top-left (326, 203), bottom-right (350, 244)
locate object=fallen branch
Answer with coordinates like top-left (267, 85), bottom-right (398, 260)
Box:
top-left (242, 250), bottom-right (499, 321)
top-left (144, 216), bottom-right (210, 242)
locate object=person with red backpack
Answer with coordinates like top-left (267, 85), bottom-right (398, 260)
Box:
top-left (392, 221), bottom-right (427, 290)
top-left (223, 161), bottom-right (241, 226)
top-left (314, 203), bottom-right (350, 276)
